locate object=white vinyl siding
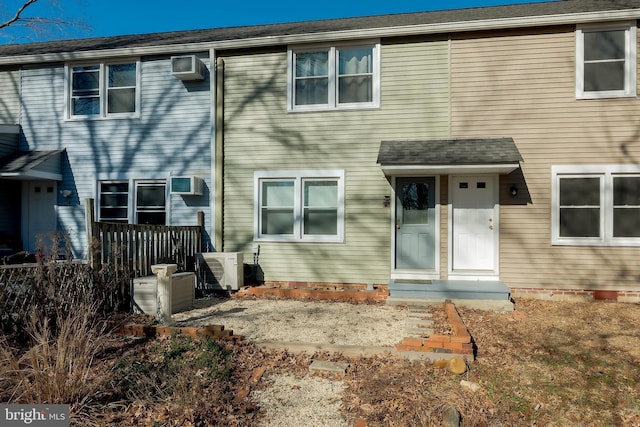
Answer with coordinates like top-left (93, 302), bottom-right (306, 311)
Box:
top-left (20, 56), bottom-right (212, 257)
top-left (576, 23), bottom-right (637, 99)
top-left (0, 69), bottom-right (20, 124)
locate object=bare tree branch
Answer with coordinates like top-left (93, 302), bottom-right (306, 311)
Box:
top-left (0, 0), bottom-right (39, 31)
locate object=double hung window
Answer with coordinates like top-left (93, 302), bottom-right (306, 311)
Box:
top-left (576, 24), bottom-right (636, 98)
top-left (288, 42), bottom-right (379, 111)
top-left (98, 180), bottom-right (166, 225)
top-left (552, 166), bottom-right (640, 245)
top-left (255, 170), bottom-right (345, 242)
top-left (68, 61), bottom-right (139, 118)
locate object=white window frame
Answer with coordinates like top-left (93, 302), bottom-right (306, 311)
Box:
top-left (65, 59), bottom-right (141, 120)
top-left (287, 41), bottom-right (380, 112)
top-left (97, 178), bottom-right (168, 225)
top-left (254, 170), bottom-right (345, 242)
top-left (576, 22), bottom-right (637, 99)
top-left (552, 165), bottom-right (640, 246)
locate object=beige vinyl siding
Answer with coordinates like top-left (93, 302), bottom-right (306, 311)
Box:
top-left (451, 25), bottom-right (640, 291)
top-left (0, 69), bottom-right (19, 124)
top-left (222, 39), bottom-right (450, 284)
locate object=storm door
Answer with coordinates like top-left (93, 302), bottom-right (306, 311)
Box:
top-left (395, 177), bottom-right (436, 270)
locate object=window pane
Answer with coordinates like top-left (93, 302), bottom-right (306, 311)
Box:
top-left (400, 182), bottom-right (430, 225)
top-left (109, 63), bottom-right (136, 87)
top-left (262, 208), bottom-right (294, 234)
top-left (108, 87), bottom-right (136, 113)
top-left (338, 75), bottom-right (373, 104)
top-left (338, 48), bottom-right (373, 75)
top-left (100, 207), bottom-right (128, 221)
top-left (137, 211), bottom-right (166, 225)
top-left (263, 181), bottom-right (294, 207)
top-left (584, 30), bottom-right (625, 61)
top-left (72, 68), bottom-right (99, 91)
top-left (101, 182), bottom-right (128, 193)
top-left (614, 177), bottom-right (640, 205)
top-left (559, 177), bottom-right (600, 206)
top-left (304, 181), bottom-right (337, 208)
top-left (304, 209), bottom-right (337, 235)
top-left (295, 78), bottom-right (328, 105)
top-left (614, 208), bottom-right (640, 237)
top-left (100, 194), bottom-right (128, 206)
top-left (584, 61), bottom-right (625, 92)
top-left (295, 52), bottom-right (328, 77)
top-left (73, 97), bottom-right (100, 115)
top-left (559, 208), bottom-right (600, 237)
top-left (137, 185), bottom-right (165, 207)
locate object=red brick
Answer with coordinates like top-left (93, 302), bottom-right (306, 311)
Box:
top-left (354, 419), bottom-right (367, 427)
top-left (450, 334), bottom-right (471, 344)
top-left (424, 340), bottom-right (445, 348)
top-left (428, 335), bottom-right (451, 343)
top-left (401, 337), bottom-right (424, 347)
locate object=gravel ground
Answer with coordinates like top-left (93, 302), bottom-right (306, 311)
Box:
top-left (172, 297), bottom-right (410, 347)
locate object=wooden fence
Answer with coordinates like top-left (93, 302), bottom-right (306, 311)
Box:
top-left (91, 221), bottom-right (203, 277)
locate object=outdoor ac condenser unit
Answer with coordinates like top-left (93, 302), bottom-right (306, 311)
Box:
top-left (170, 55), bottom-right (205, 80)
top-left (196, 252), bottom-right (244, 291)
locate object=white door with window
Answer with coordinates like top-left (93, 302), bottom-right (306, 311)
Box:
top-left (450, 175), bottom-right (498, 273)
top-left (26, 181), bottom-right (57, 252)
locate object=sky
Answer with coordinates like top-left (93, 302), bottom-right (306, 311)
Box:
top-left (2, 0), bottom-right (553, 42)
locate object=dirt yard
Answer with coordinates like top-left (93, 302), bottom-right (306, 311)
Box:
top-left (91, 296), bottom-right (640, 426)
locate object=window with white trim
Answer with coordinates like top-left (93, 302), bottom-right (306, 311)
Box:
top-left (552, 166), bottom-right (640, 245)
top-left (576, 24), bottom-right (636, 99)
top-left (255, 170), bottom-right (345, 242)
top-left (67, 61), bottom-right (140, 119)
top-left (98, 180), bottom-right (166, 225)
top-left (288, 42), bottom-right (379, 111)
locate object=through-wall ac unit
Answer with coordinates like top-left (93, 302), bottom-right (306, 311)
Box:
top-left (170, 176), bottom-right (204, 195)
top-left (171, 55), bottom-right (205, 80)
top-left (196, 252), bottom-right (244, 291)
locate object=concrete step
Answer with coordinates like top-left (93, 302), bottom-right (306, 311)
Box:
top-left (388, 297), bottom-right (514, 312)
top-left (389, 280), bottom-right (511, 301)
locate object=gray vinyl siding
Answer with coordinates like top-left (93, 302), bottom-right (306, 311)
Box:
top-left (19, 56), bottom-right (212, 257)
top-left (0, 69), bottom-right (19, 124)
top-left (222, 39), bottom-right (450, 284)
top-left (451, 25), bottom-right (640, 291)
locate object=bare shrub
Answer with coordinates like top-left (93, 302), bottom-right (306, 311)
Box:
top-left (0, 300), bottom-right (109, 425)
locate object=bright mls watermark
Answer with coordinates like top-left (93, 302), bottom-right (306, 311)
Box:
top-left (0, 405), bottom-right (69, 426)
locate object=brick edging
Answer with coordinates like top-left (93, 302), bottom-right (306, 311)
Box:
top-left (395, 302), bottom-right (474, 355)
top-left (114, 323), bottom-right (242, 341)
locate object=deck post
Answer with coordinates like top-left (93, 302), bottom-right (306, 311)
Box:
top-left (151, 263), bottom-right (178, 324)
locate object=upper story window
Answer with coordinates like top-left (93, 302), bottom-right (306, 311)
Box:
top-left (552, 165), bottom-right (640, 246)
top-left (576, 23), bottom-right (636, 99)
top-left (288, 42), bottom-right (380, 112)
top-left (67, 61), bottom-right (140, 119)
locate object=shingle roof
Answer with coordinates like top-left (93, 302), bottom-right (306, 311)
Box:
top-left (377, 138), bottom-right (523, 165)
top-left (0, 0), bottom-right (638, 58)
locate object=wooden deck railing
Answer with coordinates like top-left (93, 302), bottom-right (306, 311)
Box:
top-left (91, 222), bottom-right (203, 278)
top-left (84, 199), bottom-right (204, 278)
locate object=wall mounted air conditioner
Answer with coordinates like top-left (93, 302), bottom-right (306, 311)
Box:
top-left (170, 176), bottom-right (204, 195)
top-left (171, 55), bottom-right (205, 80)
top-left (196, 252), bottom-right (244, 291)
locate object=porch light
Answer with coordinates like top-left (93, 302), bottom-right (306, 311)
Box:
top-left (509, 185), bottom-right (518, 197)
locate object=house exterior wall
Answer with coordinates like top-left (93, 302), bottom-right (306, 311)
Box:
top-left (221, 37), bottom-right (450, 284)
top-left (450, 25), bottom-right (640, 291)
top-left (18, 56), bottom-right (212, 257)
top-left (0, 68), bottom-right (19, 124)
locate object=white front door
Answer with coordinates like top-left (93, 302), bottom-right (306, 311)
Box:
top-left (451, 175), bottom-right (498, 272)
top-left (25, 181), bottom-right (57, 252)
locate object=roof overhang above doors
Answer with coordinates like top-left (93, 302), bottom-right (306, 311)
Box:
top-left (0, 149), bottom-right (65, 181)
top-left (377, 137), bottom-right (523, 176)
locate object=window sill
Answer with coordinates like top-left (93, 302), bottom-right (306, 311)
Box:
top-left (255, 236), bottom-right (344, 244)
top-left (287, 104), bottom-right (380, 114)
top-left (576, 92), bottom-right (636, 100)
